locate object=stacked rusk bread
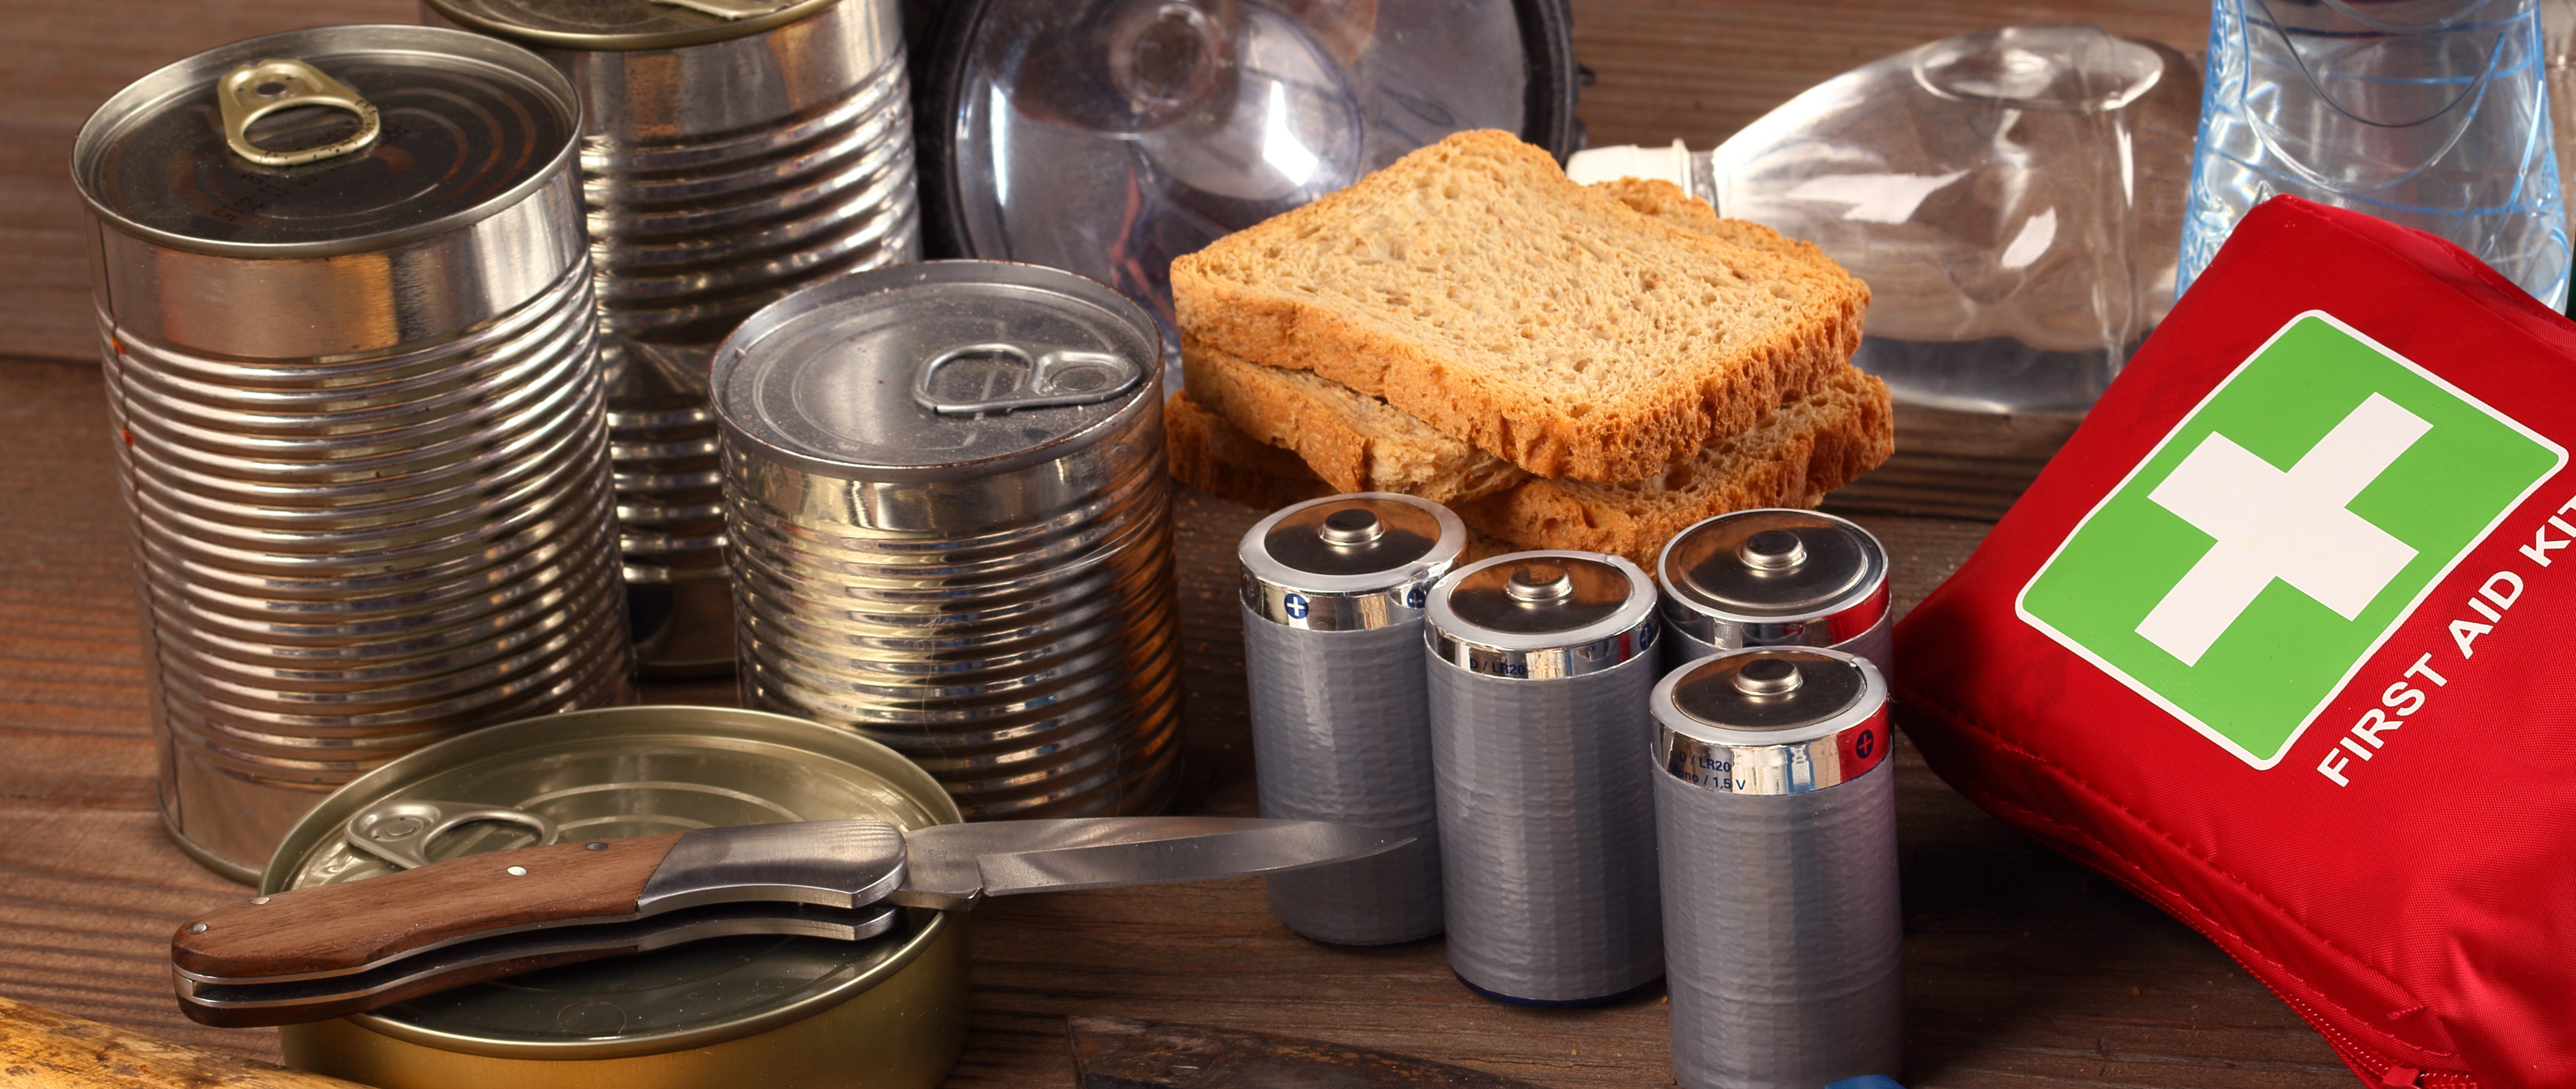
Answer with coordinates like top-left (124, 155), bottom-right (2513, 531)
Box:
top-left (1166, 130), bottom-right (1893, 566)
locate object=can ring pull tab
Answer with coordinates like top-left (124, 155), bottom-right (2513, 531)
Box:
top-left (343, 800), bottom-right (560, 871)
top-left (217, 59), bottom-right (382, 168)
top-left (914, 341), bottom-right (1143, 415)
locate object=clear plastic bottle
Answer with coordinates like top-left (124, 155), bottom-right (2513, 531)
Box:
top-left (2179, 0), bottom-right (2569, 307)
top-left (1568, 26), bottom-right (2202, 414)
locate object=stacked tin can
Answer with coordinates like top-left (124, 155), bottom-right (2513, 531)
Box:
top-left (1658, 509), bottom-right (1892, 673)
top-left (1423, 551), bottom-right (1664, 1003)
top-left (425, 0), bottom-right (922, 676)
top-left (1651, 647), bottom-right (1904, 1089)
top-left (714, 261), bottom-right (1178, 819)
top-left (72, 25), bottom-right (635, 881)
top-left (1239, 494), bottom-right (1466, 945)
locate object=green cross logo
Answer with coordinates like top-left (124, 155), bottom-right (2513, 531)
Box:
top-left (2018, 312), bottom-right (2563, 768)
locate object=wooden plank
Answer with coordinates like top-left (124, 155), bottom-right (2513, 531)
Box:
top-left (6, 1), bottom-right (2212, 366)
top-left (1828, 406), bottom-right (2085, 525)
top-left (0, 355), bottom-right (2353, 1086)
top-left (0, 0), bottom-right (2361, 1084)
top-left (1569, 0), bottom-right (2211, 150)
top-left (0, 359), bottom-right (154, 812)
top-left (1, 0), bottom-right (416, 364)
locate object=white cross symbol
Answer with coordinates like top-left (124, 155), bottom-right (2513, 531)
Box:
top-left (2135, 394), bottom-right (2428, 666)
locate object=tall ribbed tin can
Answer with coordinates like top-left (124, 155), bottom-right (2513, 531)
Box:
top-left (1423, 551), bottom-right (1663, 1004)
top-left (714, 261), bottom-right (1177, 819)
top-left (1657, 509), bottom-right (1891, 675)
top-left (423, 0), bottom-right (922, 677)
top-left (72, 25), bottom-right (635, 882)
top-left (1651, 647), bottom-right (1903, 1089)
top-left (1239, 494), bottom-right (1466, 945)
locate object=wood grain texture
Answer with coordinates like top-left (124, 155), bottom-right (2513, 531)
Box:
top-left (1569, 0), bottom-right (2212, 151)
top-left (4, 0), bottom-right (2212, 368)
top-left (168, 834), bottom-right (680, 982)
top-left (1069, 1017), bottom-right (1550, 1088)
top-left (0, 0), bottom-right (2355, 1085)
top-left (0, 361), bottom-right (2353, 1086)
top-left (3, 0), bottom-right (417, 365)
top-left (0, 995), bottom-right (368, 1088)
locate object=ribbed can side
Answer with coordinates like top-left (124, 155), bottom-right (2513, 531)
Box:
top-left (101, 243), bottom-right (635, 881)
top-left (725, 421), bottom-right (1179, 820)
top-left (1243, 609), bottom-right (1441, 945)
top-left (1654, 760), bottom-right (1903, 1089)
top-left (1426, 649), bottom-right (1663, 1002)
top-left (562, 1), bottom-right (922, 676)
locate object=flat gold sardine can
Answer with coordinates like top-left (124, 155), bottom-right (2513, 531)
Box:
top-left (260, 706), bottom-right (969, 1089)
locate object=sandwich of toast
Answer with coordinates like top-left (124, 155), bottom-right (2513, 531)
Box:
top-left (1171, 130), bottom-right (1870, 483)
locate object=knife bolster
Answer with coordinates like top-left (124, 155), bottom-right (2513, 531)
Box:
top-left (634, 819), bottom-right (908, 914)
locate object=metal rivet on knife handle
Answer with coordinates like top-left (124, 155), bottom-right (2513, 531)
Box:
top-left (216, 59), bottom-right (381, 167)
top-left (170, 832), bottom-right (690, 984)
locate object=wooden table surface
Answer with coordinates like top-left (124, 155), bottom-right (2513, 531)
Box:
top-left (0, 1), bottom-right (2364, 1087)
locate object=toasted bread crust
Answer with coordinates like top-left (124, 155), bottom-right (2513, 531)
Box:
top-left (1171, 130), bottom-right (1869, 484)
top-left (1165, 391), bottom-right (1335, 510)
top-left (1588, 177), bottom-right (1828, 264)
top-left (1453, 367), bottom-right (1893, 565)
top-left (1164, 392), bottom-right (1538, 563)
top-left (1184, 337), bottom-right (1528, 505)
top-left (1174, 369), bottom-right (1895, 568)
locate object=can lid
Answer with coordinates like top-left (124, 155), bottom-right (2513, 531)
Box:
top-left (1653, 648), bottom-right (1889, 794)
top-left (261, 705), bottom-right (962, 1060)
top-left (712, 261), bottom-right (1164, 482)
top-left (1239, 494), bottom-right (1465, 629)
top-left (1659, 509), bottom-right (1887, 622)
top-left (423, 0), bottom-right (844, 51)
top-left (73, 25), bottom-right (579, 259)
top-left (1425, 551), bottom-right (1657, 679)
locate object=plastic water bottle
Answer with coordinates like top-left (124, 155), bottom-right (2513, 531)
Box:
top-left (2179, 0), bottom-right (2569, 307)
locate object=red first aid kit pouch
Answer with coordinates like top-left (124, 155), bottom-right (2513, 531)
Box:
top-left (1893, 195), bottom-right (2576, 1088)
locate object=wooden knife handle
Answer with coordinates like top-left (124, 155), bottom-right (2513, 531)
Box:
top-left (170, 832), bottom-right (685, 981)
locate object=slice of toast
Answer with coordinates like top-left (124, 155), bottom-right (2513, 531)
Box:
top-left (1164, 392), bottom-right (1521, 561)
top-left (1588, 177), bottom-right (1829, 264)
top-left (1171, 129), bottom-right (1868, 484)
top-left (1184, 336), bottom-right (1528, 506)
top-left (1177, 177), bottom-right (1823, 507)
top-left (1166, 369), bottom-right (1894, 568)
top-left (1165, 387), bottom-right (1336, 510)
top-left (1454, 365), bottom-right (1892, 564)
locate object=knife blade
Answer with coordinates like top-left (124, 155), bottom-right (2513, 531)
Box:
top-left (170, 817), bottom-right (1406, 1028)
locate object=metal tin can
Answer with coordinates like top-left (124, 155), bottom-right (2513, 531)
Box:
top-left (714, 261), bottom-right (1178, 819)
top-left (1655, 509), bottom-right (1891, 675)
top-left (1422, 551), bottom-right (1663, 1004)
top-left (422, 0), bottom-right (923, 677)
top-left (1239, 493), bottom-right (1466, 945)
top-left (257, 705), bottom-right (967, 1089)
top-left (1651, 647), bottom-right (1903, 1089)
top-left (72, 25), bottom-right (635, 882)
